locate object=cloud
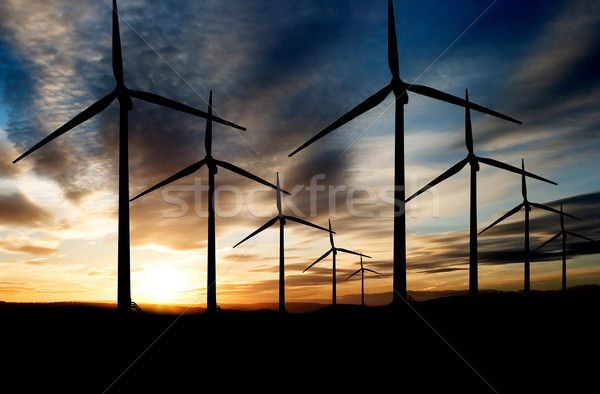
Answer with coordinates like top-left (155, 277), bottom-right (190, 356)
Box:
top-left (0, 139), bottom-right (22, 177)
top-left (0, 238), bottom-right (57, 256)
top-left (407, 191), bottom-right (600, 275)
top-left (0, 190), bottom-right (49, 227)
top-left (1, 1), bottom-right (599, 301)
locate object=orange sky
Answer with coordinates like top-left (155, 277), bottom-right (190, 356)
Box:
top-left (1, 1), bottom-right (599, 308)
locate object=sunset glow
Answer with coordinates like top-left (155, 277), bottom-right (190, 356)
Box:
top-left (0, 0), bottom-right (598, 308)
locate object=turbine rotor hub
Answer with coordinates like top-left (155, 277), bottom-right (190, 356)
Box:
top-left (391, 78), bottom-right (409, 104)
top-left (116, 85), bottom-right (133, 110)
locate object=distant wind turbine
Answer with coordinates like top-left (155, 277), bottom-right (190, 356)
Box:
top-left (303, 219), bottom-right (371, 306)
top-left (232, 172), bottom-right (330, 313)
top-left (131, 91), bottom-right (282, 314)
top-left (345, 254), bottom-right (382, 307)
top-left (12, 0), bottom-right (244, 313)
top-left (405, 91), bottom-right (556, 302)
top-left (289, 0), bottom-right (521, 304)
top-left (479, 159), bottom-right (564, 294)
top-left (535, 203), bottom-right (594, 295)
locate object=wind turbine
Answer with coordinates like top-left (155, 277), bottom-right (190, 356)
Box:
top-left (131, 91), bottom-right (282, 314)
top-left (535, 203), bottom-right (594, 295)
top-left (303, 219), bottom-right (371, 306)
top-left (405, 91), bottom-right (556, 302)
top-left (479, 159), bottom-right (565, 294)
top-left (232, 172), bottom-right (331, 313)
top-left (345, 254), bottom-right (382, 307)
top-left (12, 0), bottom-right (244, 313)
top-left (289, 0), bottom-right (521, 304)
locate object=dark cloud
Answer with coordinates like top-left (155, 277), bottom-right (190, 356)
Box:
top-left (423, 191), bottom-right (600, 270)
top-left (0, 191), bottom-right (49, 227)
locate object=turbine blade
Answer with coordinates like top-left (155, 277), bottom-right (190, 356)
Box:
top-left (521, 159), bottom-right (528, 200)
top-left (364, 268), bottom-right (382, 276)
top-left (477, 157), bottom-right (557, 185)
top-left (288, 84), bottom-right (393, 157)
top-left (303, 249), bottom-right (333, 273)
top-left (205, 90), bottom-right (213, 155)
top-left (337, 248), bottom-right (371, 258)
top-left (405, 84), bottom-right (521, 124)
top-left (345, 268), bottom-right (362, 280)
top-left (529, 202), bottom-right (580, 220)
top-left (112, 0), bottom-right (124, 85)
top-left (232, 217), bottom-right (278, 248)
top-left (387, 0), bottom-right (399, 79)
top-left (13, 91), bottom-right (117, 163)
top-left (465, 90), bottom-right (474, 154)
top-left (276, 172), bottom-right (283, 216)
top-left (405, 158), bottom-right (469, 203)
top-left (128, 90), bottom-right (246, 131)
top-left (535, 232), bottom-right (562, 251)
top-left (130, 159), bottom-right (205, 201)
top-left (566, 232), bottom-right (595, 242)
top-left (478, 203), bottom-right (524, 235)
top-left (215, 160), bottom-right (291, 195)
top-left (328, 219), bottom-right (334, 247)
top-left (284, 216), bottom-right (331, 232)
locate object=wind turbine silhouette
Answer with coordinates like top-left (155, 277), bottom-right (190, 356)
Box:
top-left (405, 91), bottom-right (556, 302)
top-left (345, 254), bottom-right (382, 307)
top-left (12, 0), bottom-right (244, 313)
top-left (303, 219), bottom-right (371, 306)
top-left (535, 203), bottom-right (594, 295)
top-left (131, 91), bottom-right (282, 314)
top-left (289, 0), bottom-right (521, 304)
top-left (232, 172), bottom-right (330, 313)
top-left (478, 159), bottom-right (564, 294)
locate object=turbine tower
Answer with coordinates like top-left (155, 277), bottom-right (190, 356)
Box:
top-left (535, 203), bottom-right (594, 295)
top-left (289, 0), bottom-right (521, 305)
top-left (12, 0), bottom-right (244, 313)
top-left (303, 219), bottom-right (371, 306)
top-left (345, 254), bottom-right (382, 307)
top-left (479, 159), bottom-right (565, 294)
top-left (233, 172), bottom-right (331, 313)
top-left (405, 91), bottom-right (556, 303)
top-left (131, 92), bottom-right (282, 314)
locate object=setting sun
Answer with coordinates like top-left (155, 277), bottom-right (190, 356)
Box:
top-left (138, 265), bottom-right (188, 304)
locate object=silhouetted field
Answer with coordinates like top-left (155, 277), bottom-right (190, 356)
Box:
top-left (2, 286), bottom-right (599, 393)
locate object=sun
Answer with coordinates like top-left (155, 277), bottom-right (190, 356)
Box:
top-left (139, 264), bottom-right (187, 304)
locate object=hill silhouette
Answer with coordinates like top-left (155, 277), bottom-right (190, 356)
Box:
top-left (2, 287), bottom-right (599, 393)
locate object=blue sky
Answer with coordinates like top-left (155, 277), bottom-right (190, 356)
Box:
top-left (0, 0), bottom-right (599, 306)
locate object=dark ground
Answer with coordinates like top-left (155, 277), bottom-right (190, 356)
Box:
top-left (2, 286), bottom-right (599, 393)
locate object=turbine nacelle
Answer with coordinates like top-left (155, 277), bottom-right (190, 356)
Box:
top-left (206, 156), bottom-right (218, 174)
top-left (390, 78), bottom-right (409, 104)
top-left (468, 153), bottom-right (480, 172)
top-left (116, 87), bottom-right (134, 111)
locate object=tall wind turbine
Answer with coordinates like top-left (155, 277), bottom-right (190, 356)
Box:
top-left (289, 0), bottom-right (521, 304)
top-left (405, 91), bottom-right (556, 302)
top-left (232, 172), bottom-right (331, 313)
top-left (131, 91), bottom-right (282, 314)
top-left (303, 219), bottom-right (371, 306)
top-left (479, 159), bottom-right (565, 294)
top-left (12, 0), bottom-right (244, 313)
top-left (535, 203), bottom-right (594, 295)
top-left (345, 254), bottom-right (382, 307)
